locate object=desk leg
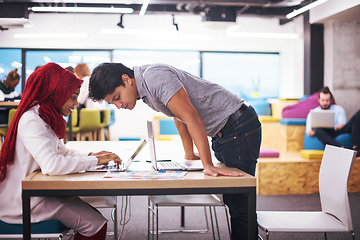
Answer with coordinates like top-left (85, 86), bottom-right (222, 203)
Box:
top-left (180, 206), bottom-right (185, 227)
top-left (22, 190), bottom-right (31, 240)
top-left (248, 187), bottom-right (257, 240)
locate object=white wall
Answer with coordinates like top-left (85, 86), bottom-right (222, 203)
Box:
top-left (0, 12), bottom-right (304, 140)
top-left (310, 0), bottom-right (360, 120)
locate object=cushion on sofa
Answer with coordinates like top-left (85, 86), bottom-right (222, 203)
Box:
top-left (279, 118), bottom-right (306, 125)
top-left (300, 150), bottom-right (324, 159)
top-left (259, 149), bottom-right (280, 158)
top-left (303, 133), bottom-right (352, 150)
top-left (282, 93), bottom-right (336, 119)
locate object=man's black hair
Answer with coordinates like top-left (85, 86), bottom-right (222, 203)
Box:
top-left (89, 62), bottom-right (134, 101)
top-left (318, 86), bottom-right (333, 100)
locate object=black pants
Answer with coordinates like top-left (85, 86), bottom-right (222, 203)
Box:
top-left (314, 109), bottom-right (360, 148)
top-left (212, 106), bottom-right (261, 240)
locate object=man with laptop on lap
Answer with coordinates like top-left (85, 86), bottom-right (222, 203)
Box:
top-left (306, 86), bottom-right (360, 156)
top-left (88, 63), bottom-right (261, 240)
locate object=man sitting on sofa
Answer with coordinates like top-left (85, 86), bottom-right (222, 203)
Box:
top-left (306, 86), bottom-right (360, 157)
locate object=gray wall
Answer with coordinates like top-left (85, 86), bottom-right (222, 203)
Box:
top-left (324, 19), bottom-right (360, 119)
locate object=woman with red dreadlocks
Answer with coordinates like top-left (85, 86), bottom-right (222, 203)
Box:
top-left (0, 63), bottom-right (121, 239)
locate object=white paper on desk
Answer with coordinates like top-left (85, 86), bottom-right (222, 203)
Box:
top-left (103, 171), bottom-right (188, 179)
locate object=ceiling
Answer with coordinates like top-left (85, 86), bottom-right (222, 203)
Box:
top-left (0, 0), bottom-right (313, 24)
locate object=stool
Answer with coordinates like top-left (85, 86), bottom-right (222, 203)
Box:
top-left (0, 219), bottom-right (69, 239)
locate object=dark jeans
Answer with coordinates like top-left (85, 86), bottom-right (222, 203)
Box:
top-left (212, 106), bottom-right (261, 240)
top-left (314, 109), bottom-right (360, 148)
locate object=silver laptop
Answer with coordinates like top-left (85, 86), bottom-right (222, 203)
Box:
top-left (310, 110), bottom-right (335, 128)
top-left (147, 121), bottom-right (203, 171)
top-left (86, 138), bottom-right (147, 172)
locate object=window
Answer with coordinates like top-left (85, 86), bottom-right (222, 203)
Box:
top-left (25, 50), bottom-right (111, 80)
top-left (0, 49), bottom-right (22, 94)
top-left (202, 52), bottom-right (280, 99)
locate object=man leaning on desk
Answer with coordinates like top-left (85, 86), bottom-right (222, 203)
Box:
top-left (88, 62), bottom-right (262, 240)
top-left (306, 86), bottom-right (360, 157)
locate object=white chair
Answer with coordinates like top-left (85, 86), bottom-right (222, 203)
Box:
top-left (148, 194), bottom-right (230, 240)
top-left (257, 145), bottom-right (357, 240)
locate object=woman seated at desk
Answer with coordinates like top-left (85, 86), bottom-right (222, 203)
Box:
top-left (0, 68), bottom-right (22, 124)
top-left (0, 63), bottom-right (121, 240)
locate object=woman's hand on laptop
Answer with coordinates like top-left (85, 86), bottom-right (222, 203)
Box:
top-left (203, 165), bottom-right (243, 177)
top-left (89, 151), bottom-right (122, 166)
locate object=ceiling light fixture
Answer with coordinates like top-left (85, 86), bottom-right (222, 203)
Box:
top-left (142, 34), bottom-right (214, 41)
top-left (101, 29), bottom-right (176, 35)
top-left (286, 0), bottom-right (327, 19)
top-left (139, 0), bottom-right (150, 16)
top-left (14, 33), bottom-right (88, 39)
top-left (29, 6), bottom-right (133, 14)
top-left (172, 15), bottom-right (179, 31)
top-left (117, 14), bottom-right (124, 28)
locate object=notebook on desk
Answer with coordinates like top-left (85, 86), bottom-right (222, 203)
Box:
top-left (310, 110), bottom-right (335, 128)
top-left (147, 120), bottom-right (203, 171)
top-left (86, 138), bottom-right (147, 172)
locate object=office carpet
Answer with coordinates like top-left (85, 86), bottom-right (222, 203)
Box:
top-left (100, 192), bottom-right (360, 240)
top-left (4, 193), bottom-right (357, 239)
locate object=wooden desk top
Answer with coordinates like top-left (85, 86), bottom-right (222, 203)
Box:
top-left (0, 101), bottom-right (20, 107)
top-left (22, 141), bottom-right (256, 191)
top-left (22, 169), bottom-right (256, 191)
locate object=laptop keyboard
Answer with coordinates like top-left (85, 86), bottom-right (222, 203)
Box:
top-left (159, 161), bottom-right (184, 169)
top-left (98, 164), bottom-right (121, 170)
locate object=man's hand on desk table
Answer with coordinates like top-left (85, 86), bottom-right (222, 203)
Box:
top-left (89, 151), bottom-right (122, 167)
top-left (203, 165), bottom-right (243, 177)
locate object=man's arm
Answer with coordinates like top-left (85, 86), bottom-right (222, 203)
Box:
top-left (167, 87), bottom-right (242, 177)
top-left (173, 118), bottom-right (200, 160)
top-left (306, 111), bottom-right (315, 136)
top-left (335, 105), bottom-right (347, 130)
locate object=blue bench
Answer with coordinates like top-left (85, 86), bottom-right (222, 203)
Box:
top-left (279, 118), bottom-right (306, 125)
top-left (303, 133), bottom-right (352, 150)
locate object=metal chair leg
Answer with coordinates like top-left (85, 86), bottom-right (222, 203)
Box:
top-left (213, 206), bottom-right (221, 240)
top-left (147, 197), bottom-right (150, 240)
top-left (209, 206), bottom-right (216, 240)
top-left (113, 205), bottom-right (118, 240)
top-left (224, 205), bottom-right (231, 238)
top-left (155, 205), bottom-right (159, 240)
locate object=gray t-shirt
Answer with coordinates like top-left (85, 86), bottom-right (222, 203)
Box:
top-left (134, 64), bottom-right (244, 137)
